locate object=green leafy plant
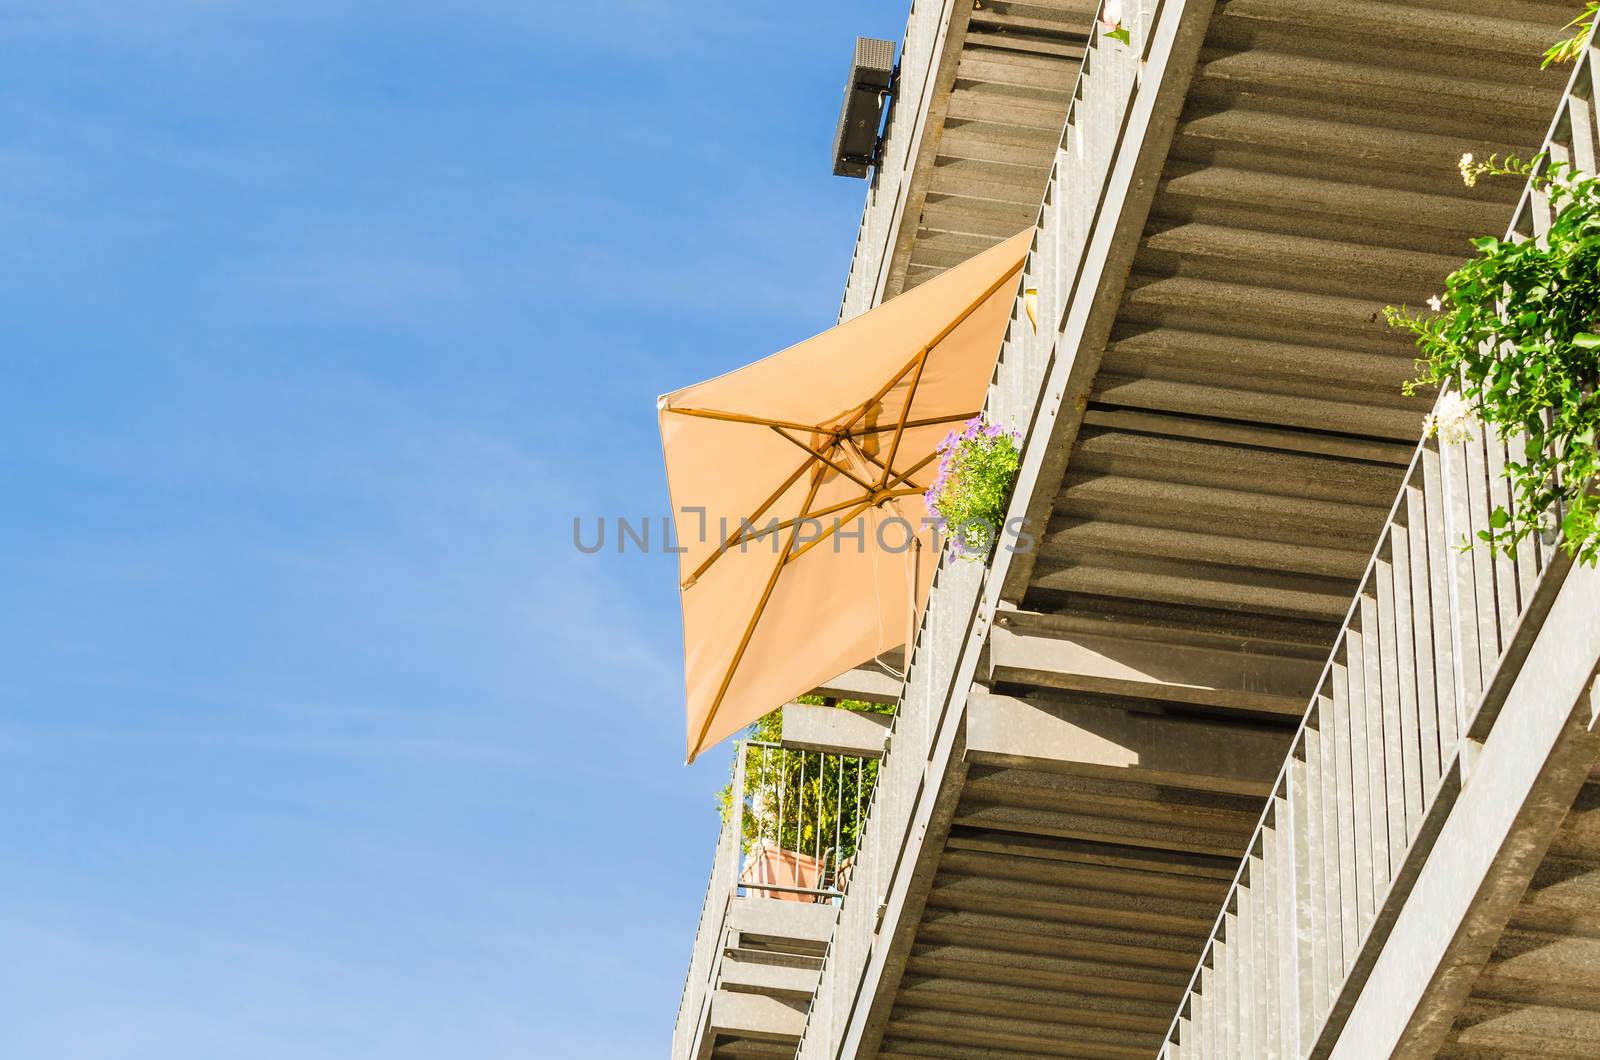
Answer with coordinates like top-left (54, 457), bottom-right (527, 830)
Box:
top-left (715, 697), bottom-right (892, 866)
top-left (1100, 21), bottom-right (1130, 46)
top-left (1386, 153), bottom-right (1600, 566)
top-left (924, 415), bottom-right (1022, 560)
top-left (1097, 0), bottom-right (1130, 45)
top-left (1543, 3), bottom-right (1598, 68)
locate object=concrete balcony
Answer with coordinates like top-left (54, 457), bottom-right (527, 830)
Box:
top-left (793, 1), bottom-right (1575, 1058)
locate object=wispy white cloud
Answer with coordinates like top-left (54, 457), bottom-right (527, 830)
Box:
top-left (7, 357), bottom-right (679, 757)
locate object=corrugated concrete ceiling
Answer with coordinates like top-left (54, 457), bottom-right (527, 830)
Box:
top-left (886, 0), bottom-right (1097, 301)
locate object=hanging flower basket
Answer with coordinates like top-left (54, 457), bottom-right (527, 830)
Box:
top-left (924, 415), bottom-right (1022, 561)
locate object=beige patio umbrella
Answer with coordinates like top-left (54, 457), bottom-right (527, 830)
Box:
top-left (659, 230), bottom-right (1029, 762)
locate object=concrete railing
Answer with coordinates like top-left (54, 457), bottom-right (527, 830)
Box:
top-left (796, 2), bottom-right (1177, 1055)
top-left (1159, 45), bottom-right (1600, 1060)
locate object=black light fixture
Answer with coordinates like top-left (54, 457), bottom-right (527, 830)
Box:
top-left (831, 37), bottom-right (896, 178)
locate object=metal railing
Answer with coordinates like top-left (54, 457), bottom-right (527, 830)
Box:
top-left (731, 740), bottom-right (878, 902)
top-left (673, 738), bottom-right (877, 1058)
top-left (798, 2), bottom-right (1170, 1055)
top-left (1158, 45), bottom-right (1599, 1060)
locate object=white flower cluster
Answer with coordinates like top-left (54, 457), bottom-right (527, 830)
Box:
top-left (1423, 390), bottom-right (1477, 446)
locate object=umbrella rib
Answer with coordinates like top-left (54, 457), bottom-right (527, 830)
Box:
top-left (878, 348), bottom-right (930, 488)
top-left (782, 486), bottom-right (926, 569)
top-left (848, 411), bottom-right (981, 437)
top-left (769, 426), bottom-right (876, 492)
top-left (836, 353), bottom-right (921, 438)
top-left (835, 255), bottom-right (1024, 438)
top-left (665, 406), bottom-right (821, 434)
top-left (730, 492), bottom-right (877, 548)
top-left (847, 438), bottom-right (926, 493)
top-left (885, 449), bottom-right (941, 490)
top-left (917, 254), bottom-right (1027, 357)
top-left (681, 452), bottom-right (816, 589)
top-left (678, 438), bottom-right (939, 591)
top-left (780, 497), bottom-right (877, 568)
top-left (693, 466), bottom-right (827, 758)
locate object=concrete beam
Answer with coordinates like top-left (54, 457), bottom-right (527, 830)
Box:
top-left (726, 896), bottom-right (837, 949)
top-left (966, 690), bottom-right (1286, 796)
top-left (944, 828), bottom-right (1240, 880)
top-left (719, 953), bottom-right (822, 999)
top-left (781, 703), bottom-right (890, 758)
top-left (709, 989), bottom-right (807, 1042)
top-left (988, 622), bottom-right (1317, 717)
top-left (809, 660), bottom-right (902, 704)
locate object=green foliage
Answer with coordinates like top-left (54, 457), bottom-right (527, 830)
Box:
top-left (924, 416), bottom-right (1022, 560)
top-left (1543, 3), bottom-right (1598, 68)
top-left (715, 697), bottom-right (893, 869)
top-left (1386, 154), bottom-right (1600, 566)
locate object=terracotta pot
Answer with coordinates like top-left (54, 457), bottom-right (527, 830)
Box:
top-left (739, 841), bottom-right (826, 902)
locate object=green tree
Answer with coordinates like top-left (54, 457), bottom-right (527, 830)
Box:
top-left (716, 697), bottom-right (894, 872)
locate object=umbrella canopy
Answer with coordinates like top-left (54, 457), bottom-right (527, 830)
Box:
top-left (659, 231), bottom-right (1030, 762)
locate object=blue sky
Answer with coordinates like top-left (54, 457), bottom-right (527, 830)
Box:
top-left (0, 2), bottom-right (903, 1055)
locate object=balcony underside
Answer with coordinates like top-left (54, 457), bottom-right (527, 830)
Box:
top-left (898, 0), bottom-right (1094, 296)
top-left (877, 720), bottom-right (1271, 1059)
